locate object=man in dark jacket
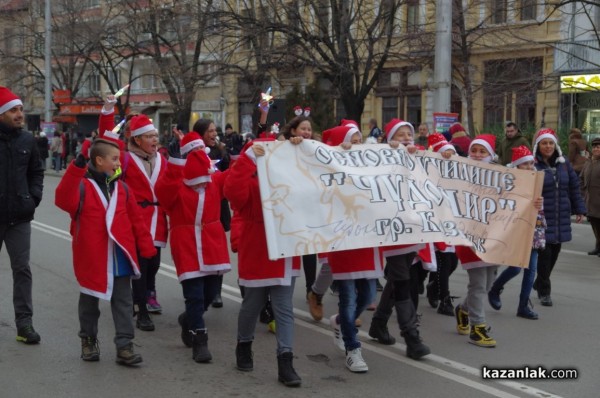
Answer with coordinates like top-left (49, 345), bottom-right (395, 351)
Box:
top-left (496, 122), bottom-right (531, 165)
top-left (0, 87), bottom-right (44, 344)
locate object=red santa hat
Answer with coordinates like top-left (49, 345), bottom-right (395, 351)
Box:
top-left (303, 107), bottom-right (311, 117)
top-left (469, 134), bottom-right (497, 158)
top-left (322, 125), bottom-right (361, 146)
top-left (508, 145), bottom-right (534, 168)
top-left (340, 119), bottom-right (359, 128)
top-left (180, 132), bottom-right (206, 156)
top-left (428, 133), bottom-right (455, 154)
top-left (293, 106), bottom-right (302, 116)
top-left (0, 87), bottom-right (23, 115)
top-left (532, 128), bottom-right (564, 163)
top-left (183, 150), bottom-right (214, 186)
top-left (448, 122), bottom-right (467, 136)
top-left (384, 118), bottom-right (414, 143)
top-left (129, 114), bottom-right (156, 137)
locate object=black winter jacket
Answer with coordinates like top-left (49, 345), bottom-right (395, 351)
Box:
top-left (0, 122), bottom-right (44, 225)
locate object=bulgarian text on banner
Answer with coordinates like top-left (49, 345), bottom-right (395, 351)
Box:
top-left (255, 140), bottom-right (543, 267)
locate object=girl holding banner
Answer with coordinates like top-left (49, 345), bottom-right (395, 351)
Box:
top-left (455, 134), bottom-right (500, 348)
top-left (320, 124), bottom-right (383, 373)
top-left (224, 119), bottom-right (304, 387)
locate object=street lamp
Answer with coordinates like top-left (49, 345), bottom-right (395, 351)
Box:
top-left (44, 0), bottom-right (52, 123)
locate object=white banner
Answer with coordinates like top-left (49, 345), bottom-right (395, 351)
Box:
top-left (256, 140), bottom-right (543, 267)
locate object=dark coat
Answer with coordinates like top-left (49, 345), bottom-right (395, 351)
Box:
top-left (535, 155), bottom-right (586, 243)
top-left (37, 136), bottom-right (49, 159)
top-left (0, 123), bottom-right (44, 225)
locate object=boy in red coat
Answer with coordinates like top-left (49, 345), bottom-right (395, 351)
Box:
top-left (55, 139), bottom-right (157, 365)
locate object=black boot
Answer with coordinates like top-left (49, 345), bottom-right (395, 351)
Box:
top-left (191, 329), bottom-right (212, 363)
top-left (368, 317), bottom-right (396, 345)
top-left (437, 296), bottom-right (454, 316)
top-left (588, 247), bottom-right (600, 255)
top-left (277, 352), bottom-right (301, 387)
top-left (236, 341), bottom-right (253, 371)
top-left (178, 312), bottom-right (192, 347)
top-left (135, 304), bottom-right (155, 331)
top-left (426, 280), bottom-right (439, 308)
top-left (401, 328), bottom-right (431, 360)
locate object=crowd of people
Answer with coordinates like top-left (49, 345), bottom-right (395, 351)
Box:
top-left (1, 84), bottom-right (598, 387)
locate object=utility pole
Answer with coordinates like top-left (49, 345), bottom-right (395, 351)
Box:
top-left (433, 0), bottom-right (452, 113)
top-left (44, 0), bottom-right (52, 123)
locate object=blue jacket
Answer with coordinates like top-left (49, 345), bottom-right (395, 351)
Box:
top-left (535, 156), bottom-right (586, 243)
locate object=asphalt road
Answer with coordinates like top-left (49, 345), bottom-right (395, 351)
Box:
top-left (0, 172), bottom-right (597, 398)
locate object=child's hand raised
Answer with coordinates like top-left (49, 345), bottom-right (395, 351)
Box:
top-left (103, 95), bottom-right (117, 112)
top-left (172, 126), bottom-right (184, 142)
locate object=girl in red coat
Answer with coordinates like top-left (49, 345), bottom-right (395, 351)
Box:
top-left (224, 134), bottom-right (303, 387)
top-left (55, 139), bottom-right (157, 365)
top-left (320, 125), bottom-right (384, 373)
top-left (156, 140), bottom-right (230, 363)
top-left (98, 95), bottom-right (168, 331)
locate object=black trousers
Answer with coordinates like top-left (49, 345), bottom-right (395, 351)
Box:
top-left (534, 243), bottom-right (561, 297)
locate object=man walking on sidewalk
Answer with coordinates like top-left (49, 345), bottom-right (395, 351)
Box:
top-left (0, 86), bottom-right (44, 344)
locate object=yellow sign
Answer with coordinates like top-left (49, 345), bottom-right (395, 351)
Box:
top-left (561, 74), bottom-right (600, 92)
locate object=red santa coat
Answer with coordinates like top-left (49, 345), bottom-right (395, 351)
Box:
top-left (327, 247), bottom-right (383, 280)
top-left (455, 246), bottom-right (494, 270)
top-left (224, 153), bottom-right (301, 287)
top-left (55, 163), bottom-right (157, 300)
top-left (98, 110), bottom-right (167, 246)
top-left (121, 151), bottom-right (169, 247)
top-left (416, 243), bottom-right (455, 272)
top-left (155, 158), bottom-right (231, 282)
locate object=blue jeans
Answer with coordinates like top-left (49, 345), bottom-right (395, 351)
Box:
top-left (493, 249), bottom-right (538, 307)
top-left (337, 279), bottom-right (376, 351)
top-left (181, 275), bottom-right (220, 330)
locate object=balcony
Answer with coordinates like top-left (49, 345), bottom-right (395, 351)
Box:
top-left (554, 39), bottom-right (600, 74)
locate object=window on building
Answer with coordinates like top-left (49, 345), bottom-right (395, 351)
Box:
top-left (407, 94), bottom-right (422, 126)
top-left (377, 68), bottom-right (422, 128)
top-left (483, 57), bottom-right (543, 128)
top-left (520, 0), bottom-right (536, 21)
top-left (88, 73), bottom-right (101, 94)
top-left (490, 0), bottom-right (507, 24)
top-left (316, 0), bottom-right (330, 38)
top-left (595, 5), bottom-right (600, 29)
top-left (406, 0), bottom-right (420, 32)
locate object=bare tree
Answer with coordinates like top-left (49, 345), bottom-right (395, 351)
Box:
top-left (220, 0), bottom-right (422, 122)
top-left (120, 0), bottom-right (223, 126)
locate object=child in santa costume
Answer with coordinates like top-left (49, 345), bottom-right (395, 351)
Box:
top-left (155, 141), bottom-right (231, 363)
top-left (367, 119), bottom-right (429, 360)
top-left (98, 96), bottom-right (167, 325)
top-left (454, 134), bottom-right (500, 347)
top-left (488, 146), bottom-right (545, 320)
top-left (422, 134), bottom-right (459, 316)
top-left (320, 125), bottom-right (383, 373)
top-left (224, 132), bottom-right (303, 387)
top-left (55, 139), bottom-right (157, 365)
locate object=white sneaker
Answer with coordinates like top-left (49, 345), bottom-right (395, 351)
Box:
top-left (330, 314), bottom-right (345, 352)
top-left (346, 348), bottom-right (368, 372)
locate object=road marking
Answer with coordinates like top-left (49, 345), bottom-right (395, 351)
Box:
top-left (33, 220), bottom-right (564, 398)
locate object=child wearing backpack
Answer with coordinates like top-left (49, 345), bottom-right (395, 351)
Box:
top-left (55, 139), bottom-right (157, 365)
